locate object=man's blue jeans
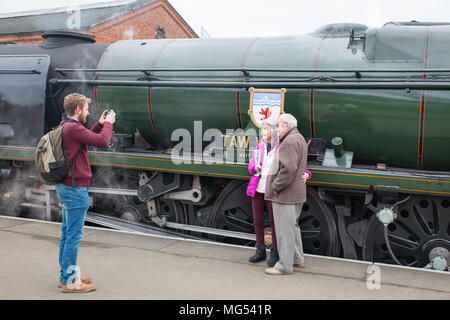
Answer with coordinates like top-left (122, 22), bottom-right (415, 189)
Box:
top-left (56, 183), bottom-right (90, 285)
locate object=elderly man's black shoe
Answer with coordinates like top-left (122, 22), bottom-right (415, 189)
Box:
top-left (249, 245), bottom-right (266, 263)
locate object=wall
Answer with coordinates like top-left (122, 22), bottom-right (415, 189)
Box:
top-left (0, 0), bottom-right (197, 44)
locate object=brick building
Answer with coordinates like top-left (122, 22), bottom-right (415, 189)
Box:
top-left (0, 0), bottom-right (198, 44)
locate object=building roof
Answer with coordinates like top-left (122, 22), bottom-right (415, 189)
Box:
top-left (0, 0), bottom-right (167, 35)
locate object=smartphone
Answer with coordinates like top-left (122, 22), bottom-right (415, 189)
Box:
top-left (104, 110), bottom-right (110, 118)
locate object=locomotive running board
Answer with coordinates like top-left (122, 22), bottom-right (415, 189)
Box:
top-left (164, 221), bottom-right (256, 241)
top-left (85, 211), bottom-right (256, 242)
top-left (84, 212), bottom-right (197, 240)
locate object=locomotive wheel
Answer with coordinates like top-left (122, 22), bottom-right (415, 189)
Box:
top-left (207, 180), bottom-right (254, 245)
top-left (120, 205), bottom-right (143, 222)
top-left (362, 195), bottom-right (450, 267)
top-left (208, 181), bottom-right (340, 257)
top-left (300, 188), bottom-right (340, 257)
top-left (121, 199), bottom-right (186, 226)
top-left (156, 198), bottom-right (186, 224)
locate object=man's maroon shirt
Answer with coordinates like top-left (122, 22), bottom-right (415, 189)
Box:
top-left (60, 119), bottom-right (113, 187)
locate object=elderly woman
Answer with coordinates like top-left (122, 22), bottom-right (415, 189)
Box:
top-left (246, 120), bottom-right (311, 266)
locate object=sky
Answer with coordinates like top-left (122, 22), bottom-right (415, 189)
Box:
top-left (0, 0), bottom-right (449, 37)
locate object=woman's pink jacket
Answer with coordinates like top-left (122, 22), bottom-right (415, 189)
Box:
top-left (246, 141), bottom-right (311, 197)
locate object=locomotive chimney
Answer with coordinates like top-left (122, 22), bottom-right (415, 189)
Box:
top-left (41, 31), bottom-right (95, 47)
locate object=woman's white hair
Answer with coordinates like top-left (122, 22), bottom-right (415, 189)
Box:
top-left (260, 119), bottom-right (278, 144)
top-left (279, 113), bottom-right (297, 129)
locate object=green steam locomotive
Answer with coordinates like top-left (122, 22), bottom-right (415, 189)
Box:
top-left (0, 21), bottom-right (449, 269)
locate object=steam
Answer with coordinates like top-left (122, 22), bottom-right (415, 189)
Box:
top-left (74, 47), bottom-right (96, 81)
top-left (72, 47), bottom-right (101, 123)
top-left (0, 164), bottom-right (57, 221)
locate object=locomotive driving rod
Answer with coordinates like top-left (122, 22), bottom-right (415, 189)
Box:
top-left (56, 78), bottom-right (450, 90)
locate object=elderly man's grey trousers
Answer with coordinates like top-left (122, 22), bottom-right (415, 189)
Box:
top-left (272, 202), bottom-right (304, 274)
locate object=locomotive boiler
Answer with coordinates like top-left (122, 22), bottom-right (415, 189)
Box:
top-left (0, 21), bottom-right (449, 270)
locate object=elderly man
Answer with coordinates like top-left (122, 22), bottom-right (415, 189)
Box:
top-left (264, 113), bottom-right (308, 275)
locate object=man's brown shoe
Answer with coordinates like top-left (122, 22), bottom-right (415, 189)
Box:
top-left (294, 263), bottom-right (305, 268)
top-left (61, 280), bottom-right (96, 293)
top-left (265, 267), bottom-right (284, 275)
top-left (58, 277), bottom-right (92, 288)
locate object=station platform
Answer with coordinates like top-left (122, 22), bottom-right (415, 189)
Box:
top-left (0, 215), bottom-right (449, 300)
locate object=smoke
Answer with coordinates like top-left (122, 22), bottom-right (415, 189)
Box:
top-left (0, 163), bottom-right (57, 221)
top-left (74, 47), bottom-right (97, 81)
top-left (72, 47), bottom-right (101, 125)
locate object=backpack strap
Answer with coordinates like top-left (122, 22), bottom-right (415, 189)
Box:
top-left (61, 122), bottom-right (83, 187)
top-left (69, 145), bottom-right (83, 187)
top-left (60, 122), bottom-right (73, 160)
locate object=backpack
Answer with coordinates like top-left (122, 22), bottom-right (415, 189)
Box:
top-left (35, 123), bottom-right (83, 185)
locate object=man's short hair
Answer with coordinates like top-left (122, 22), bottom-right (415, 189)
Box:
top-left (279, 113), bottom-right (297, 129)
top-left (63, 93), bottom-right (91, 116)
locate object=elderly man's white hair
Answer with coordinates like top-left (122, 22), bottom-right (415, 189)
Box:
top-left (279, 113), bottom-right (297, 128)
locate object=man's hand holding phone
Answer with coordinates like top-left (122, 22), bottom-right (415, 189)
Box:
top-left (100, 109), bottom-right (116, 125)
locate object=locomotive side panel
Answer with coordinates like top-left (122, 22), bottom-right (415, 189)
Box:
top-left (0, 55), bottom-right (50, 146)
top-left (422, 91), bottom-right (450, 171)
top-left (420, 26), bottom-right (450, 170)
top-left (93, 26), bottom-right (450, 170)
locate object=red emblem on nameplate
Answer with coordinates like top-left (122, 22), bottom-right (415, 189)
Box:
top-left (259, 107), bottom-right (271, 120)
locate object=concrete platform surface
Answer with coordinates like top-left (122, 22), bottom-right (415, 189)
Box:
top-left (0, 216), bottom-right (449, 300)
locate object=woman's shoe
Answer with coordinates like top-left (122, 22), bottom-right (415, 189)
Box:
top-left (249, 245), bottom-right (266, 263)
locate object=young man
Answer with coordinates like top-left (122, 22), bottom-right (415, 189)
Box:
top-left (264, 113), bottom-right (308, 275)
top-left (57, 93), bottom-right (115, 293)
